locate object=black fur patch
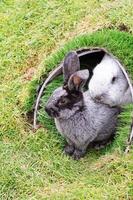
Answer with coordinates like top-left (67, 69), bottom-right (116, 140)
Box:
top-left (56, 90), bottom-right (83, 110)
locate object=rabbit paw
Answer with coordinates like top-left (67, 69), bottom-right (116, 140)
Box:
top-left (64, 144), bottom-right (75, 156)
top-left (94, 143), bottom-right (107, 150)
top-left (92, 139), bottom-right (112, 150)
top-left (72, 149), bottom-right (86, 160)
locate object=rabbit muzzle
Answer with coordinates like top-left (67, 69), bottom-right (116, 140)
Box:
top-left (90, 92), bottom-right (110, 105)
top-left (45, 105), bottom-right (59, 118)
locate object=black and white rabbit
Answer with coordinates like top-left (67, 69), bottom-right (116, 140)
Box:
top-left (45, 52), bottom-right (120, 159)
top-left (89, 54), bottom-right (132, 107)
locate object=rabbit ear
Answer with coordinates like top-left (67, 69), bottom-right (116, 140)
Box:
top-left (68, 70), bottom-right (89, 91)
top-left (63, 51), bottom-right (80, 84)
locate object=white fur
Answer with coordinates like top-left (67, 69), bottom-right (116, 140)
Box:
top-left (89, 54), bottom-right (132, 106)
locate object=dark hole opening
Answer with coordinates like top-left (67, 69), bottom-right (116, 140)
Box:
top-left (77, 49), bottom-right (105, 89)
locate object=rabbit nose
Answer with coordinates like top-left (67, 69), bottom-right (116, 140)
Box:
top-left (95, 95), bottom-right (102, 101)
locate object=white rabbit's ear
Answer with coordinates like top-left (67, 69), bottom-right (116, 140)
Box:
top-left (68, 70), bottom-right (89, 91)
top-left (63, 51), bottom-right (80, 84)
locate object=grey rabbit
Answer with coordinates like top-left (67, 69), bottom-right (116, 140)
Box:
top-left (45, 52), bottom-right (120, 160)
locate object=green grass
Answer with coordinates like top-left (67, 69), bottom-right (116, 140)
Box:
top-left (37, 29), bottom-right (133, 152)
top-left (0, 0), bottom-right (133, 199)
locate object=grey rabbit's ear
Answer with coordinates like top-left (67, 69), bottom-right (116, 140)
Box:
top-left (68, 70), bottom-right (89, 91)
top-left (63, 51), bottom-right (80, 84)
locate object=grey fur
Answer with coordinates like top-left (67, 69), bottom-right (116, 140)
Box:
top-left (54, 90), bottom-right (119, 145)
top-left (45, 71), bottom-right (120, 159)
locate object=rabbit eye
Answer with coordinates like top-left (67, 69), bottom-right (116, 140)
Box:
top-left (59, 98), bottom-right (68, 105)
top-left (111, 76), bottom-right (116, 83)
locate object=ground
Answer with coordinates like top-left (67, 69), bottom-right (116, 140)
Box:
top-left (0, 0), bottom-right (133, 199)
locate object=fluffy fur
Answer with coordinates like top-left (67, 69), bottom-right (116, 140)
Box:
top-left (45, 73), bottom-right (120, 159)
top-left (45, 66), bottom-right (120, 159)
top-left (89, 54), bottom-right (132, 107)
top-left (45, 52), bottom-right (121, 159)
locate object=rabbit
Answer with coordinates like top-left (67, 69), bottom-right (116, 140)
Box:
top-left (45, 52), bottom-right (120, 160)
top-left (89, 54), bottom-right (132, 107)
